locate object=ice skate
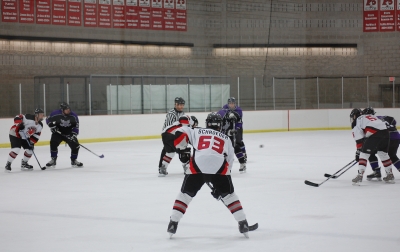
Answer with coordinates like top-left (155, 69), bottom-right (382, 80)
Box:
top-left (71, 159), bottom-right (83, 168)
top-left (238, 219), bottom-right (249, 238)
top-left (366, 170), bottom-right (381, 181)
top-left (158, 165), bottom-right (168, 177)
top-left (383, 174), bottom-right (395, 184)
top-left (167, 219), bottom-right (178, 238)
top-left (46, 157), bottom-right (57, 168)
top-left (352, 173), bottom-right (363, 186)
top-left (239, 163), bottom-right (246, 173)
top-left (21, 160), bottom-right (33, 171)
top-left (5, 162), bottom-right (11, 172)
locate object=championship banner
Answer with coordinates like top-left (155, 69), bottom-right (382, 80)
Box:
top-left (363, 0), bottom-right (380, 32)
top-left (2, 0), bottom-right (18, 22)
top-left (68, 0), bottom-right (82, 26)
top-left (175, 0), bottom-right (186, 31)
top-left (163, 0), bottom-right (175, 31)
top-left (112, 0), bottom-right (125, 28)
top-left (379, 0), bottom-right (395, 31)
top-left (397, 0), bottom-right (400, 31)
top-left (52, 0), bottom-right (67, 25)
top-left (138, 0), bottom-right (151, 29)
top-left (151, 0), bottom-right (163, 30)
top-left (126, 0), bottom-right (138, 28)
top-left (19, 0), bottom-right (34, 23)
top-left (98, 0), bottom-right (111, 28)
top-left (36, 0), bottom-right (51, 24)
top-left (84, 0), bottom-right (97, 27)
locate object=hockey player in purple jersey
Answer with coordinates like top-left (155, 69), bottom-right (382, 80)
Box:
top-left (359, 107), bottom-right (400, 181)
top-left (45, 102), bottom-right (83, 168)
top-left (350, 108), bottom-right (395, 185)
top-left (217, 97), bottom-right (247, 173)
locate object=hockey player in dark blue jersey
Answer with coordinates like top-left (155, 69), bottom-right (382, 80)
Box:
top-left (45, 102), bottom-right (83, 168)
top-left (217, 97), bottom-right (247, 173)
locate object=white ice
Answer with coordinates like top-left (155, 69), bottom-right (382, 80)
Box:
top-left (1, 130), bottom-right (400, 252)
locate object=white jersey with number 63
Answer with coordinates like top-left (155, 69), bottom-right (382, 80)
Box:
top-left (175, 127), bottom-right (235, 175)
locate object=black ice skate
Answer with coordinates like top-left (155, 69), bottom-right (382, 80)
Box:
top-left (239, 163), bottom-right (247, 173)
top-left (158, 165), bottom-right (168, 177)
top-left (366, 170), bottom-right (382, 181)
top-left (383, 173), bottom-right (395, 184)
top-left (238, 219), bottom-right (249, 238)
top-left (71, 159), bottom-right (83, 168)
top-left (167, 219), bottom-right (178, 238)
top-left (46, 157), bottom-right (57, 168)
top-left (352, 172), bottom-right (363, 186)
top-left (5, 161), bottom-right (11, 172)
top-left (21, 160), bottom-right (33, 171)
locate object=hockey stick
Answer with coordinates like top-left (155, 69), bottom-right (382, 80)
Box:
top-left (20, 131), bottom-right (46, 170)
top-left (304, 160), bottom-right (357, 187)
top-left (324, 161), bottom-right (358, 179)
top-left (205, 182), bottom-right (258, 231)
top-left (55, 130), bottom-right (104, 158)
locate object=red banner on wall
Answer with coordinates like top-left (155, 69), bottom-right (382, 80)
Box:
top-left (379, 0), bottom-right (395, 31)
top-left (37, 0), bottom-right (51, 24)
top-left (112, 0), bottom-right (125, 28)
top-left (397, 0), bottom-right (400, 31)
top-left (68, 0), bottom-right (82, 26)
top-left (2, 0), bottom-right (18, 22)
top-left (363, 0), bottom-right (380, 32)
top-left (84, 0), bottom-right (97, 27)
top-left (98, 0), bottom-right (111, 28)
top-left (175, 0), bottom-right (186, 31)
top-left (138, 0), bottom-right (151, 29)
top-left (151, 0), bottom-right (163, 30)
top-left (126, 0), bottom-right (138, 28)
top-left (52, 0), bottom-right (67, 25)
top-left (163, 0), bottom-right (174, 30)
top-left (19, 0), bottom-right (34, 23)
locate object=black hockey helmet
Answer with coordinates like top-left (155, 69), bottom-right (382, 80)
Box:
top-left (174, 97), bottom-right (185, 105)
top-left (205, 112), bottom-right (222, 131)
top-left (227, 97), bottom-right (236, 104)
top-left (362, 107), bottom-right (375, 115)
top-left (34, 108), bottom-right (44, 114)
top-left (60, 102), bottom-right (70, 110)
top-left (191, 115), bottom-right (198, 128)
top-left (350, 108), bottom-right (362, 126)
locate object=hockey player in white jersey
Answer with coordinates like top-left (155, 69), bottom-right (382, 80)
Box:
top-left (167, 112), bottom-right (252, 238)
top-left (5, 108), bottom-right (44, 172)
top-left (350, 108), bottom-right (395, 185)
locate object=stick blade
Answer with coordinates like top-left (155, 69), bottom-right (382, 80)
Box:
top-left (99, 154), bottom-right (104, 158)
top-left (304, 180), bottom-right (320, 187)
top-left (324, 173), bottom-right (338, 179)
top-left (249, 223), bottom-right (258, 231)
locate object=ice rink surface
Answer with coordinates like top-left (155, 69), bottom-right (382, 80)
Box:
top-left (1, 130), bottom-right (400, 252)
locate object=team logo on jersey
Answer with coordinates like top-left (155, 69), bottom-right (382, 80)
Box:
top-left (60, 119), bottom-right (71, 127)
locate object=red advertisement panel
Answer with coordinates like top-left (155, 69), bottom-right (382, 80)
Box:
top-left (36, 0), bottom-right (51, 24)
top-left (19, 0), bottom-right (34, 23)
top-left (84, 0), bottom-right (97, 27)
top-left (52, 0), bottom-right (67, 25)
top-left (163, 0), bottom-right (175, 31)
top-left (2, 0), bottom-right (18, 22)
top-left (112, 0), bottom-right (125, 28)
top-left (126, 0), bottom-right (138, 28)
top-left (363, 0), bottom-right (380, 32)
top-left (98, 0), bottom-right (111, 28)
top-left (151, 0), bottom-right (163, 30)
top-left (138, 0), bottom-right (151, 29)
top-left (175, 0), bottom-right (186, 31)
top-left (380, 0), bottom-right (395, 31)
top-left (397, 0), bottom-right (400, 31)
top-left (68, 0), bottom-right (82, 26)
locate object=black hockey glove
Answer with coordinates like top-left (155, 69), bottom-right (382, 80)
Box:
top-left (211, 188), bottom-right (222, 201)
top-left (68, 133), bottom-right (78, 143)
top-left (48, 121), bottom-right (58, 134)
top-left (227, 129), bottom-right (237, 136)
top-left (178, 147), bottom-right (191, 163)
top-left (355, 149), bottom-right (360, 162)
top-left (18, 123), bottom-right (25, 131)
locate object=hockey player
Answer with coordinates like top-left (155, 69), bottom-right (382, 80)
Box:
top-left (45, 102), bottom-right (83, 168)
top-left (5, 108), bottom-right (44, 172)
top-left (350, 108), bottom-right (395, 185)
top-left (217, 97), bottom-right (247, 173)
top-left (158, 114), bottom-right (195, 176)
top-left (158, 97), bottom-right (186, 176)
top-left (167, 112), bottom-right (251, 238)
top-left (360, 107), bottom-right (400, 181)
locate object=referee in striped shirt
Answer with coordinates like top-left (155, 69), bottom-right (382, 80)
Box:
top-left (158, 97), bottom-right (186, 176)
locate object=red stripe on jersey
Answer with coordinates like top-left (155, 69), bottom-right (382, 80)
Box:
top-left (189, 158), bottom-right (197, 174)
top-left (14, 115), bottom-right (23, 124)
top-left (356, 143), bottom-right (362, 149)
top-left (382, 159), bottom-right (392, 167)
top-left (359, 158), bottom-right (367, 166)
top-left (30, 136), bottom-right (38, 144)
top-left (174, 132), bottom-right (188, 148)
top-left (363, 127), bottom-right (377, 136)
top-left (167, 125), bottom-right (181, 133)
top-left (220, 161), bottom-right (229, 175)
